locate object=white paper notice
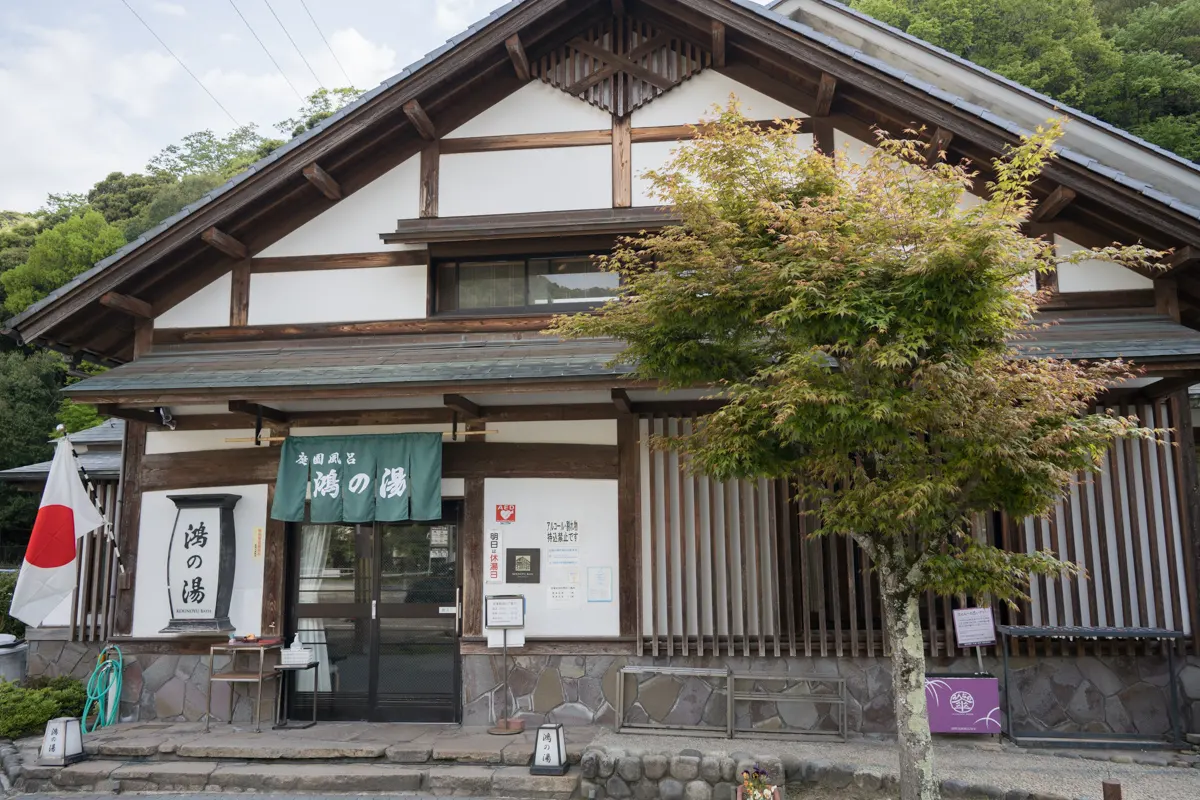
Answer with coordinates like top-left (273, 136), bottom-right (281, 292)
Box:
top-left (547, 547), bottom-right (580, 567)
top-left (547, 585), bottom-right (580, 609)
top-left (586, 567), bottom-right (613, 603)
top-left (485, 529), bottom-right (503, 584)
top-left (487, 627), bottom-right (526, 648)
top-left (953, 607), bottom-right (996, 648)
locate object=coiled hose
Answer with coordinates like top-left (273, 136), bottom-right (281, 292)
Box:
top-left (82, 644), bottom-right (122, 733)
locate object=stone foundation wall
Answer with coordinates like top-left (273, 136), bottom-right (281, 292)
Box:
top-left (25, 632), bottom-right (272, 724)
top-left (461, 651), bottom-right (1200, 736)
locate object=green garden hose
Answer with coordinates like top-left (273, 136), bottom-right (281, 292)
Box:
top-left (82, 645), bottom-right (123, 733)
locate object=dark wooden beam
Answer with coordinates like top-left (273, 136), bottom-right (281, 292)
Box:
top-left (505, 34), bottom-right (531, 81)
top-left (301, 162), bottom-right (342, 201)
top-left (382, 206), bottom-right (680, 244)
top-left (420, 141), bottom-right (439, 219)
top-left (99, 291), bottom-right (153, 319)
top-left (630, 117), bottom-right (809, 144)
top-left (570, 37), bottom-right (675, 91)
top-left (153, 314), bottom-right (559, 346)
top-left (1142, 375), bottom-right (1198, 400)
top-left (612, 0), bottom-right (625, 15)
top-left (1157, 278), bottom-right (1182, 322)
top-left (612, 388), bottom-right (633, 415)
top-left (444, 393), bottom-right (481, 419)
top-left (402, 99), bottom-right (437, 141)
top-left (1165, 245), bottom-right (1200, 277)
top-left (200, 226), bottom-right (248, 260)
top-left (230, 260), bottom-right (250, 327)
top-left (250, 250), bottom-right (429, 273)
top-left (814, 73), bottom-right (837, 117)
top-left (441, 129), bottom-right (612, 153)
top-left (925, 127), bottom-right (954, 164)
top-left (228, 400), bottom-right (289, 424)
top-left (96, 405), bottom-right (162, 427)
top-left (1030, 186), bottom-right (1077, 223)
top-left (711, 21), bottom-right (726, 68)
top-left (1038, 289), bottom-right (1155, 311)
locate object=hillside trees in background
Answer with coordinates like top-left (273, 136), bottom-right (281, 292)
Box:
top-left (852, 0), bottom-right (1200, 160)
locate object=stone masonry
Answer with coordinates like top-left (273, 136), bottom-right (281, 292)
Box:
top-left (461, 651), bottom-right (1200, 737)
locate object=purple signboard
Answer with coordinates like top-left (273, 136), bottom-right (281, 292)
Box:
top-left (924, 676), bottom-right (1001, 734)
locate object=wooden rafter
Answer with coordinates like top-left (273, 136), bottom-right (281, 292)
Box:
top-left (229, 400), bottom-right (289, 424)
top-left (99, 292), bottom-right (153, 319)
top-left (814, 73), bottom-right (837, 117)
top-left (1143, 375), bottom-right (1198, 400)
top-left (611, 388), bottom-right (633, 414)
top-left (925, 127), bottom-right (954, 164)
top-left (301, 163), bottom-right (342, 201)
top-left (1031, 185), bottom-right (1077, 223)
top-left (200, 227), bottom-right (247, 260)
top-left (1164, 245), bottom-right (1200, 277)
top-left (570, 37), bottom-right (676, 90)
top-left (402, 99), bottom-right (437, 141)
top-left (505, 34), bottom-right (531, 81)
top-left (711, 20), bottom-right (726, 68)
top-left (96, 405), bottom-right (162, 427)
top-left (444, 394), bottom-right (482, 419)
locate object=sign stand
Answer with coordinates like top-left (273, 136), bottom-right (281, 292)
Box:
top-left (485, 595), bottom-right (526, 736)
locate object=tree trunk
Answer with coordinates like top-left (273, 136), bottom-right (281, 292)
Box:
top-left (883, 589), bottom-right (939, 800)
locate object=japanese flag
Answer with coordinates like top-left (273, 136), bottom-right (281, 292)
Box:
top-left (9, 438), bottom-right (106, 627)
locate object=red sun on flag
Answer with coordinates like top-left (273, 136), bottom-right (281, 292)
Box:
top-left (495, 504), bottom-right (516, 524)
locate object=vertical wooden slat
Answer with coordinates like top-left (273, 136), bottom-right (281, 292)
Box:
top-left (846, 535), bottom-right (859, 657)
top-left (1152, 401), bottom-right (1184, 634)
top-left (708, 471), bottom-right (721, 656)
top-left (1089, 465), bottom-right (1114, 627)
top-left (797, 496), bottom-right (812, 656)
top-left (115, 421), bottom-right (147, 636)
top-left (677, 419), bottom-right (689, 657)
top-left (664, 418), bottom-right (676, 656)
top-left (1077, 474), bottom-right (1099, 628)
top-left (827, 531), bottom-right (843, 656)
top-left (1122, 407), bottom-right (1152, 628)
top-left (648, 417), bottom-right (660, 656)
top-left (89, 525), bottom-right (105, 640)
top-left (1139, 405), bottom-right (1167, 631)
top-left (723, 479), bottom-right (737, 655)
top-left (71, 528), bottom-right (87, 641)
top-left (1106, 437), bottom-right (1133, 632)
top-left (814, 521), bottom-right (828, 656)
top-left (689, 418), bottom-right (703, 654)
top-left (1168, 392), bottom-right (1200, 648)
top-left (738, 481), bottom-right (752, 655)
top-left (767, 481), bottom-right (781, 657)
top-left (778, 480), bottom-right (796, 657)
top-left (754, 481), bottom-right (767, 656)
top-left (862, 543), bottom-right (876, 657)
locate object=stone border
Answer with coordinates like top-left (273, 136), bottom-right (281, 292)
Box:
top-left (579, 745), bottom-right (1088, 800)
top-left (0, 739), bottom-right (21, 793)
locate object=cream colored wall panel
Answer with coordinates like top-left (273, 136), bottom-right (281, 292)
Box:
top-left (445, 81), bottom-right (612, 138)
top-left (154, 272), bottom-right (232, 329)
top-left (440, 147), bottom-right (612, 217)
top-left (257, 156), bottom-right (421, 257)
top-left (631, 70), bottom-right (806, 128)
top-left (835, 130), bottom-right (876, 166)
top-left (247, 265), bottom-right (427, 325)
top-left (1055, 236), bottom-right (1153, 292)
top-left (632, 134), bottom-right (814, 207)
top-left (146, 429), bottom-right (258, 455)
top-left (488, 420), bottom-right (618, 445)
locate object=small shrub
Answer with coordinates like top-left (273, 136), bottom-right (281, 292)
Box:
top-left (0, 571), bottom-right (24, 639)
top-left (0, 676), bottom-right (88, 739)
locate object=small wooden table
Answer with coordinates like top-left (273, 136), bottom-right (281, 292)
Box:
top-left (205, 642), bottom-right (281, 733)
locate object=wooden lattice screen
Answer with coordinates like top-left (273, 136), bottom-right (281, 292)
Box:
top-left (533, 14), bottom-right (711, 117)
top-left (640, 412), bottom-right (1197, 658)
top-left (69, 480), bottom-right (120, 642)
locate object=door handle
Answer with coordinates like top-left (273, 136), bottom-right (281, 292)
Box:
top-left (372, 600), bottom-right (377, 620)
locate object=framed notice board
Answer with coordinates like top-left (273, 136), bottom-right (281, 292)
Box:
top-left (485, 595), bottom-right (526, 629)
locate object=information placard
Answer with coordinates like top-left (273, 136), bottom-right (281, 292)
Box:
top-left (485, 594), bottom-right (526, 629)
top-left (953, 607), bottom-right (996, 648)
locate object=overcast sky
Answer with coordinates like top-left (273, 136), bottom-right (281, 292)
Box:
top-left (0, 0), bottom-right (771, 212)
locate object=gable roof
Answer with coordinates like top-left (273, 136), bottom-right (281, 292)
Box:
top-left (9, 0), bottom-right (1200, 363)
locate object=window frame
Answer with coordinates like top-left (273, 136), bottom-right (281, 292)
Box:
top-left (431, 251), bottom-right (617, 317)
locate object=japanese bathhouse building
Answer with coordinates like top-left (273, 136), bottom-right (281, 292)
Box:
top-left (9, 0), bottom-right (1200, 739)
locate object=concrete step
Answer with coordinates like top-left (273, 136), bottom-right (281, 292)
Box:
top-left (20, 758), bottom-right (579, 798)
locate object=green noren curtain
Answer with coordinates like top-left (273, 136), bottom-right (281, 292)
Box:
top-left (270, 433), bottom-right (442, 523)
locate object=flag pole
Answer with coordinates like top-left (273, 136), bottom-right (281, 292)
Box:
top-left (56, 425), bottom-right (125, 575)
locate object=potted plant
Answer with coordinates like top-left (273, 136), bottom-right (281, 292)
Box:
top-left (736, 765), bottom-right (781, 800)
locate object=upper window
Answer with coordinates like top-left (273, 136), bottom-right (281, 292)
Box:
top-left (435, 254), bottom-right (619, 314)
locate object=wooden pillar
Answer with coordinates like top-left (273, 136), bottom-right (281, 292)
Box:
top-left (613, 115), bottom-right (632, 208)
top-left (462, 477), bottom-right (485, 637)
top-left (617, 414), bottom-right (640, 639)
top-left (1170, 389), bottom-right (1200, 649)
top-left (114, 420), bottom-right (147, 635)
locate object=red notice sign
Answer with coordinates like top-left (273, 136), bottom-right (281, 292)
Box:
top-left (495, 504), bottom-right (516, 524)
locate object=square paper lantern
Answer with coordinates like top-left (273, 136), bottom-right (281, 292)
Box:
top-left (531, 722), bottom-right (567, 776)
top-left (39, 717), bottom-right (84, 766)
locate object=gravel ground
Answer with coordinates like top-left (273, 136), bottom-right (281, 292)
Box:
top-left (592, 731), bottom-right (1200, 800)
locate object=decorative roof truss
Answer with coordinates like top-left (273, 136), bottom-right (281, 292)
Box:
top-left (533, 13), bottom-right (711, 117)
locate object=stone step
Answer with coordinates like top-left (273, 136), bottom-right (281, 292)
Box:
top-left (21, 758), bottom-right (579, 798)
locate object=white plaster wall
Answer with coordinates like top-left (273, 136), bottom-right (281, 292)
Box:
top-left (632, 134), bottom-right (815, 206)
top-left (488, 420), bottom-right (617, 445)
top-left (131, 484), bottom-right (267, 638)
top-left (445, 81), bottom-right (612, 138)
top-left (257, 156), bottom-right (421, 257)
top-left (440, 147), bottom-right (612, 217)
top-left (1055, 236), bottom-right (1154, 292)
top-left (631, 70), bottom-right (806, 128)
top-left (154, 272), bottom-right (232, 329)
top-left (835, 129), bottom-right (877, 167)
top-left (247, 265), bottom-right (428, 325)
top-left (146, 429), bottom-right (257, 455)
